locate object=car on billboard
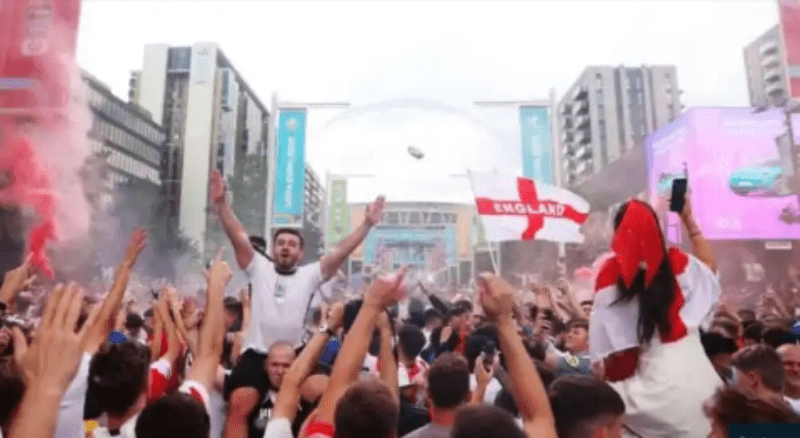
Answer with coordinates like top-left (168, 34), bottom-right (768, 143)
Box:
top-left (728, 158), bottom-right (793, 197)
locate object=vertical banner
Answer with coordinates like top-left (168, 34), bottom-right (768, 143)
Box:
top-left (779, 0), bottom-right (800, 98)
top-left (327, 178), bottom-right (349, 249)
top-left (519, 106), bottom-right (554, 184)
top-left (273, 109), bottom-right (307, 228)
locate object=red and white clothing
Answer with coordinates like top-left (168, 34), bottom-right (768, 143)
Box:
top-left (147, 358), bottom-right (210, 412)
top-left (590, 248), bottom-right (722, 438)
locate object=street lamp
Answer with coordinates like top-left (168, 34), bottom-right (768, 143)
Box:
top-left (264, 92), bottom-right (351, 251)
top-left (753, 99), bottom-right (800, 218)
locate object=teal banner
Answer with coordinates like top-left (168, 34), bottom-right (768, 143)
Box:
top-left (273, 109), bottom-right (307, 227)
top-left (520, 106), bottom-right (553, 183)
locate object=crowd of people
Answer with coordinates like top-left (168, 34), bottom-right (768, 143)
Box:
top-left (1, 170), bottom-right (800, 438)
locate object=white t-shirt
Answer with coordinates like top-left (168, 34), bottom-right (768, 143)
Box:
top-left (243, 254), bottom-right (327, 353)
top-left (55, 352), bottom-right (92, 438)
top-left (786, 396), bottom-right (800, 414)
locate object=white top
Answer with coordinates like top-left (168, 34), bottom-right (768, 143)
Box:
top-left (590, 252), bottom-right (722, 438)
top-left (469, 375), bottom-right (503, 404)
top-left (243, 254), bottom-right (327, 353)
top-left (262, 418), bottom-right (293, 438)
top-left (55, 352), bottom-right (92, 438)
top-left (786, 396), bottom-right (800, 414)
top-left (93, 415), bottom-right (138, 438)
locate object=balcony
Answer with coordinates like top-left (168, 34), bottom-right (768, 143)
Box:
top-left (572, 99), bottom-right (589, 115)
top-left (764, 67), bottom-right (782, 84)
top-left (575, 145), bottom-right (592, 159)
top-left (574, 114), bottom-right (590, 129)
top-left (572, 85), bottom-right (588, 101)
top-left (759, 40), bottom-right (779, 57)
top-left (574, 129), bottom-right (591, 145)
top-left (761, 53), bottom-right (781, 70)
top-left (561, 130), bottom-right (573, 143)
top-left (561, 116), bottom-right (573, 130)
top-left (766, 81), bottom-right (785, 97)
top-left (561, 104), bottom-right (572, 115)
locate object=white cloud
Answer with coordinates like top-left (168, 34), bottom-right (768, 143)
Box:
top-left (78, 0), bottom-right (779, 203)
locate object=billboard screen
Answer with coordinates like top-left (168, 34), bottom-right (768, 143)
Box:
top-left (520, 106), bottom-right (554, 184)
top-left (779, 0), bottom-right (800, 98)
top-left (646, 107), bottom-right (800, 240)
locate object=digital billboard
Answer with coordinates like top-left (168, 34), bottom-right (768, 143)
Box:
top-left (646, 107), bottom-right (800, 240)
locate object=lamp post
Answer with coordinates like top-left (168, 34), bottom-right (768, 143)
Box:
top-left (754, 99), bottom-right (800, 216)
top-left (264, 92), bottom-right (350, 252)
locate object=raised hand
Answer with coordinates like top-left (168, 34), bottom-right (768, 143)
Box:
top-left (122, 228), bottom-right (147, 267)
top-left (478, 273), bottom-right (516, 323)
top-left (18, 283), bottom-right (99, 390)
top-left (209, 169), bottom-right (227, 206)
top-left (365, 196), bottom-right (386, 226)
top-left (1, 260), bottom-right (35, 303)
top-left (207, 247), bottom-right (233, 288)
top-left (364, 266), bottom-right (407, 310)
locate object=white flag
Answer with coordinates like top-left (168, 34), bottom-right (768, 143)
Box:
top-left (467, 171), bottom-right (590, 243)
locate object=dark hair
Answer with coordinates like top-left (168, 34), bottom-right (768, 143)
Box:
top-left (135, 392), bottom-right (210, 438)
top-left (495, 359), bottom-right (554, 417)
top-left (426, 353), bottom-right (470, 409)
top-left (743, 321), bottom-right (764, 343)
top-left (700, 331), bottom-right (738, 358)
top-left (398, 324), bottom-right (426, 360)
top-left (549, 376), bottom-right (625, 438)
top-left (0, 357), bottom-right (24, 427)
top-left (731, 344), bottom-right (785, 392)
top-left (612, 201), bottom-right (677, 345)
top-left (451, 405), bottom-right (526, 438)
top-left (704, 386), bottom-right (800, 432)
top-left (272, 228), bottom-right (304, 249)
top-left (424, 308), bottom-right (443, 324)
top-left (89, 341), bottom-right (151, 416)
top-left (711, 318), bottom-right (740, 339)
top-left (566, 319), bottom-right (589, 331)
top-left (334, 380), bottom-right (398, 438)
top-left (762, 326), bottom-right (797, 349)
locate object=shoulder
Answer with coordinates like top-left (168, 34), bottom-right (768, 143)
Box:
top-left (594, 256), bottom-right (620, 292)
top-left (667, 247), bottom-right (689, 275)
top-left (247, 252), bottom-right (273, 273)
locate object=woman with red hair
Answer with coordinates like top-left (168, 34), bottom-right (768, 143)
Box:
top-left (590, 196), bottom-right (721, 437)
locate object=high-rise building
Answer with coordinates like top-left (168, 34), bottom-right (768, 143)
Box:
top-left (83, 70), bottom-right (164, 218)
top-left (557, 65), bottom-right (682, 188)
top-left (131, 44), bottom-right (269, 259)
top-left (744, 25), bottom-right (788, 108)
top-left (302, 165), bottom-right (325, 263)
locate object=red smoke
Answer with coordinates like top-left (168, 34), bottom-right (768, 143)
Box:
top-left (0, 0), bottom-right (85, 278)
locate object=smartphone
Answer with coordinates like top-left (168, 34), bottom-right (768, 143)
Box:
top-left (481, 340), bottom-right (496, 365)
top-left (669, 178), bottom-right (688, 213)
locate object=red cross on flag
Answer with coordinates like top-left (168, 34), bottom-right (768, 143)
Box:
top-left (468, 171), bottom-right (590, 243)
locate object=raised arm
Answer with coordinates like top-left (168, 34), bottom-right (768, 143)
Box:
top-left (210, 169), bottom-right (254, 270)
top-left (313, 267), bottom-right (406, 426)
top-left (320, 196), bottom-right (385, 280)
top-left (478, 273), bottom-right (558, 438)
top-left (680, 194), bottom-right (716, 273)
top-left (272, 302), bottom-right (345, 422)
top-left (377, 311), bottom-right (398, 401)
top-left (0, 260), bottom-right (34, 307)
top-left (187, 248), bottom-right (231, 391)
top-left (155, 292), bottom-right (181, 365)
top-left (85, 229), bottom-right (147, 354)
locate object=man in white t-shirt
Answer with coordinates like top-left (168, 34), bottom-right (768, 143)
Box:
top-left (209, 170), bottom-right (385, 438)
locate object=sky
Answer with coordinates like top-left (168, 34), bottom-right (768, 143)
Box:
top-left (77, 0), bottom-right (780, 204)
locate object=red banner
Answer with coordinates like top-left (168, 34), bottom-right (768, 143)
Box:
top-left (0, 0), bottom-right (84, 112)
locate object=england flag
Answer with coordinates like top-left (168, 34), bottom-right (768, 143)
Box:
top-left (467, 171), bottom-right (590, 243)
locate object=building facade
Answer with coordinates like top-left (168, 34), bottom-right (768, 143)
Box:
top-left (302, 165), bottom-right (325, 263)
top-left (744, 25), bottom-right (789, 108)
top-left (83, 71), bottom-right (164, 220)
top-left (557, 65), bottom-right (682, 188)
top-left (131, 44), bottom-right (269, 259)
top-left (346, 202), bottom-right (476, 288)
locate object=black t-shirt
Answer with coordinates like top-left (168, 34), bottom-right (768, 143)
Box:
top-left (248, 392), bottom-right (313, 438)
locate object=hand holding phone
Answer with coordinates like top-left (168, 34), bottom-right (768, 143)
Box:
top-left (669, 178), bottom-right (688, 213)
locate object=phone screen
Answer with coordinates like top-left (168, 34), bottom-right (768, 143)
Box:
top-left (669, 178), bottom-right (688, 213)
